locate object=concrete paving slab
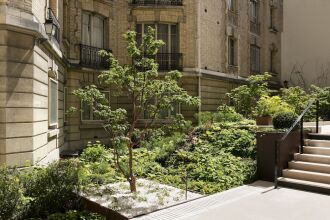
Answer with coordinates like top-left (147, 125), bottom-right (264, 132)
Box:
top-left (134, 181), bottom-right (330, 220)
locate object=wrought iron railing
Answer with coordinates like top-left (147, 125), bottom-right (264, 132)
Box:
top-left (153, 53), bottom-right (183, 71)
top-left (47, 8), bottom-right (60, 43)
top-left (274, 99), bottom-right (320, 188)
top-left (250, 21), bottom-right (260, 35)
top-left (131, 0), bottom-right (183, 6)
top-left (79, 44), bottom-right (111, 69)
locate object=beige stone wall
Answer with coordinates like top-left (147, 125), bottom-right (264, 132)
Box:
top-left (0, 1), bottom-right (65, 166)
top-left (282, 0), bottom-right (330, 88)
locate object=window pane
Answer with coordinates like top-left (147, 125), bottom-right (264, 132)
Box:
top-left (157, 24), bottom-right (169, 53)
top-left (171, 25), bottom-right (178, 53)
top-left (92, 16), bottom-right (104, 48)
top-left (82, 13), bottom-right (91, 45)
top-left (82, 101), bottom-right (91, 120)
top-left (49, 79), bottom-right (58, 125)
top-left (136, 24), bottom-right (142, 45)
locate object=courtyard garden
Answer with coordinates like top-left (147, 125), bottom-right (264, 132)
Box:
top-left (2, 28), bottom-right (330, 220)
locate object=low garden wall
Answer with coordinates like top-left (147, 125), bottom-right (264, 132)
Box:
top-left (256, 131), bottom-right (301, 182)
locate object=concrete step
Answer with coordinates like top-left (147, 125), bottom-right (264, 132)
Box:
top-left (305, 139), bottom-right (330, 148)
top-left (294, 153), bottom-right (330, 164)
top-left (283, 169), bottom-right (330, 184)
top-left (308, 133), bottom-right (330, 140)
top-left (288, 161), bottom-right (330, 174)
top-left (304, 146), bottom-right (330, 155)
top-left (278, 177), bottom-right (330, 195)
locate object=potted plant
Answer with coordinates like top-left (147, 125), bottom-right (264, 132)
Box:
top-left (255, 95), bottom-right (293, 126)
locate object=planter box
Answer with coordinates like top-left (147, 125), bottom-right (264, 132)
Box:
top-left (256, 131), bottom-right (300, 182)
top-left (256, 116), bottom-right (272, 126)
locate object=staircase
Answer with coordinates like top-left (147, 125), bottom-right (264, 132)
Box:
top-left (278, 133), bottom-right (330, 194)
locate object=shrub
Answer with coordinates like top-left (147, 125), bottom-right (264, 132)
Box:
top-left (273, 111), bottom-right (298, 129)
top-left (80, 141), bottom-right (110, 163)
top-left (0, 166), bottom-right (28, 220)
top-left (195, 105), bottom-right (244, 125)
top-left (48, 210), bottom-right (105, 220)
top-left (254, 95), bottom-right (294, 117)
top-left (227, 73), bottom-right (272, 117)
top-left (21, 160), bottom-right (80, 218)
top-left (310, 85), bottom-right (330, 120)
top-left (281, 87), bottom-right (310, 114)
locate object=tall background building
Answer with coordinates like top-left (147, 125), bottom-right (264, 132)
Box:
top-left (0, 0), bottom-right (283, 166)
top-left (282, 0), bottom-right (330, 89)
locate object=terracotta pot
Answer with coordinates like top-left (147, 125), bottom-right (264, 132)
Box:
top-left (256, 116), bottom-right (273, 126)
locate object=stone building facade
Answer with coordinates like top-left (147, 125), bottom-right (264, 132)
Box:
top-left (0, 0), bottom-right (283, 166)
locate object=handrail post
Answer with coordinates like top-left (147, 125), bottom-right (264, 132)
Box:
top-left (300, 116), bottom-right (304, 154)
top-left (274, 140), bottom-right (279, 188)
top-left (316, 100), bottom-right (319, 133)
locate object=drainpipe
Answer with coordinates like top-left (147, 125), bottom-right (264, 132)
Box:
top-left (197, 0), bottom-right (202, 125)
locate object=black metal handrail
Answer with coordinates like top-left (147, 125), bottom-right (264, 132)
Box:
top-left (47, 8), bottom-right (60, 43)
top-left (131, 0), bottom-right (183, 6)
top-left (79, 44), bottom-right (111, 69)
top-left (274, 99), bottom-right (319, 188)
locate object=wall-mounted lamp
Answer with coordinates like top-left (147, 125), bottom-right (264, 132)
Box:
top-left (44, 19), bottom-right (56, 37)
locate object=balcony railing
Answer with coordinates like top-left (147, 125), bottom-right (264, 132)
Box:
top-left (142, 53), bottom-right (183, 71)
top-left (47, 8), bottom-right (60, 43)
top-left (250, 21), bottom-right (260, 35)
top-left (79, 44), bottom-right (111, 69)
top-left (131, 0), bottom-right (183, 6)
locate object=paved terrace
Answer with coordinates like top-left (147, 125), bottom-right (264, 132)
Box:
top-left (134, 181), bottom-right (330, 220)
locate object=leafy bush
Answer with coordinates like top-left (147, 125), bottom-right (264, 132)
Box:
top-left (80, 141), bottom-right (110, 163)
top-left (273, 111), bottom-right (298, 129)
top-left (0, 166), bottom-right (28, 220)
top-left (311, 86), bottom-right (330, 120)
top-left (48, 210), bottom-right (105, 220)
top-left (227, 73), bottom-right (272, 117)
top-left (21, 160), bottom-right (80, 218)
top-left (196, 105), bottom-right (244, 125)
top-left (281, 87), bottom-right (310, 114)
top-left (255, 95), bottom-right (294, 117)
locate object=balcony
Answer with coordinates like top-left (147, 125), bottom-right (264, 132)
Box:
top-left (47, 8), bottom-right (60, 43)
top-left (131, 0), bottom-right (183, 6)
top-left (250, 21), bottom-right (260, 35)
top-left (79, 44), bottom-right (111, 69)
top-left (142, 53), bottom-right (183, 71)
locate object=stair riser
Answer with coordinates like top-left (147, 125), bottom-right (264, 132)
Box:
top-left (304, 147), bottom-right (330, 156)
top-left (289, 162), bottom-right (330, 174)
top-left (278, 180), bottom-right (330, 195)
top-left (283, 170), bottom-right (330, 184)
top-left (305, 140), bottom-right (330, 148)
top-left (294, 154), bottom-right (330, 165)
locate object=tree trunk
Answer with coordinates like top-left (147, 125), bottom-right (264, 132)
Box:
top-left (128, 145), bottom-right (137, 192)
top-left (129, 176), bottom-right (137, 192)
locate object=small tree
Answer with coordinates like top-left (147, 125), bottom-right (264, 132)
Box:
top-left (73, 27), bottom-right (199, 192)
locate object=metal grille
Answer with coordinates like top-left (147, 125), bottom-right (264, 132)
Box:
top-left (131, 0), bottom-right (183, 6)
top-left (79, 44), bottom-right (111, 69)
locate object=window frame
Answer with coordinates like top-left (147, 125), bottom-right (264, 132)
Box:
top-left (48, 77), bottom-right (58, 127)
top-left (228, 37), bottom-right (236, 66)
top-left (81, 11), bottom-right (106, 48)
top-left (250, 44), bottom-right (260, 73)
top-left (136, 23), bottom-right (179, 54)
top-left (80, 90), bottom-right (110, 122)
top-left (250, 0), bottom-right (259, 23)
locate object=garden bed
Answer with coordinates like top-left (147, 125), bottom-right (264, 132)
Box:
top-left (81, 179), bottom-right (202, 219)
